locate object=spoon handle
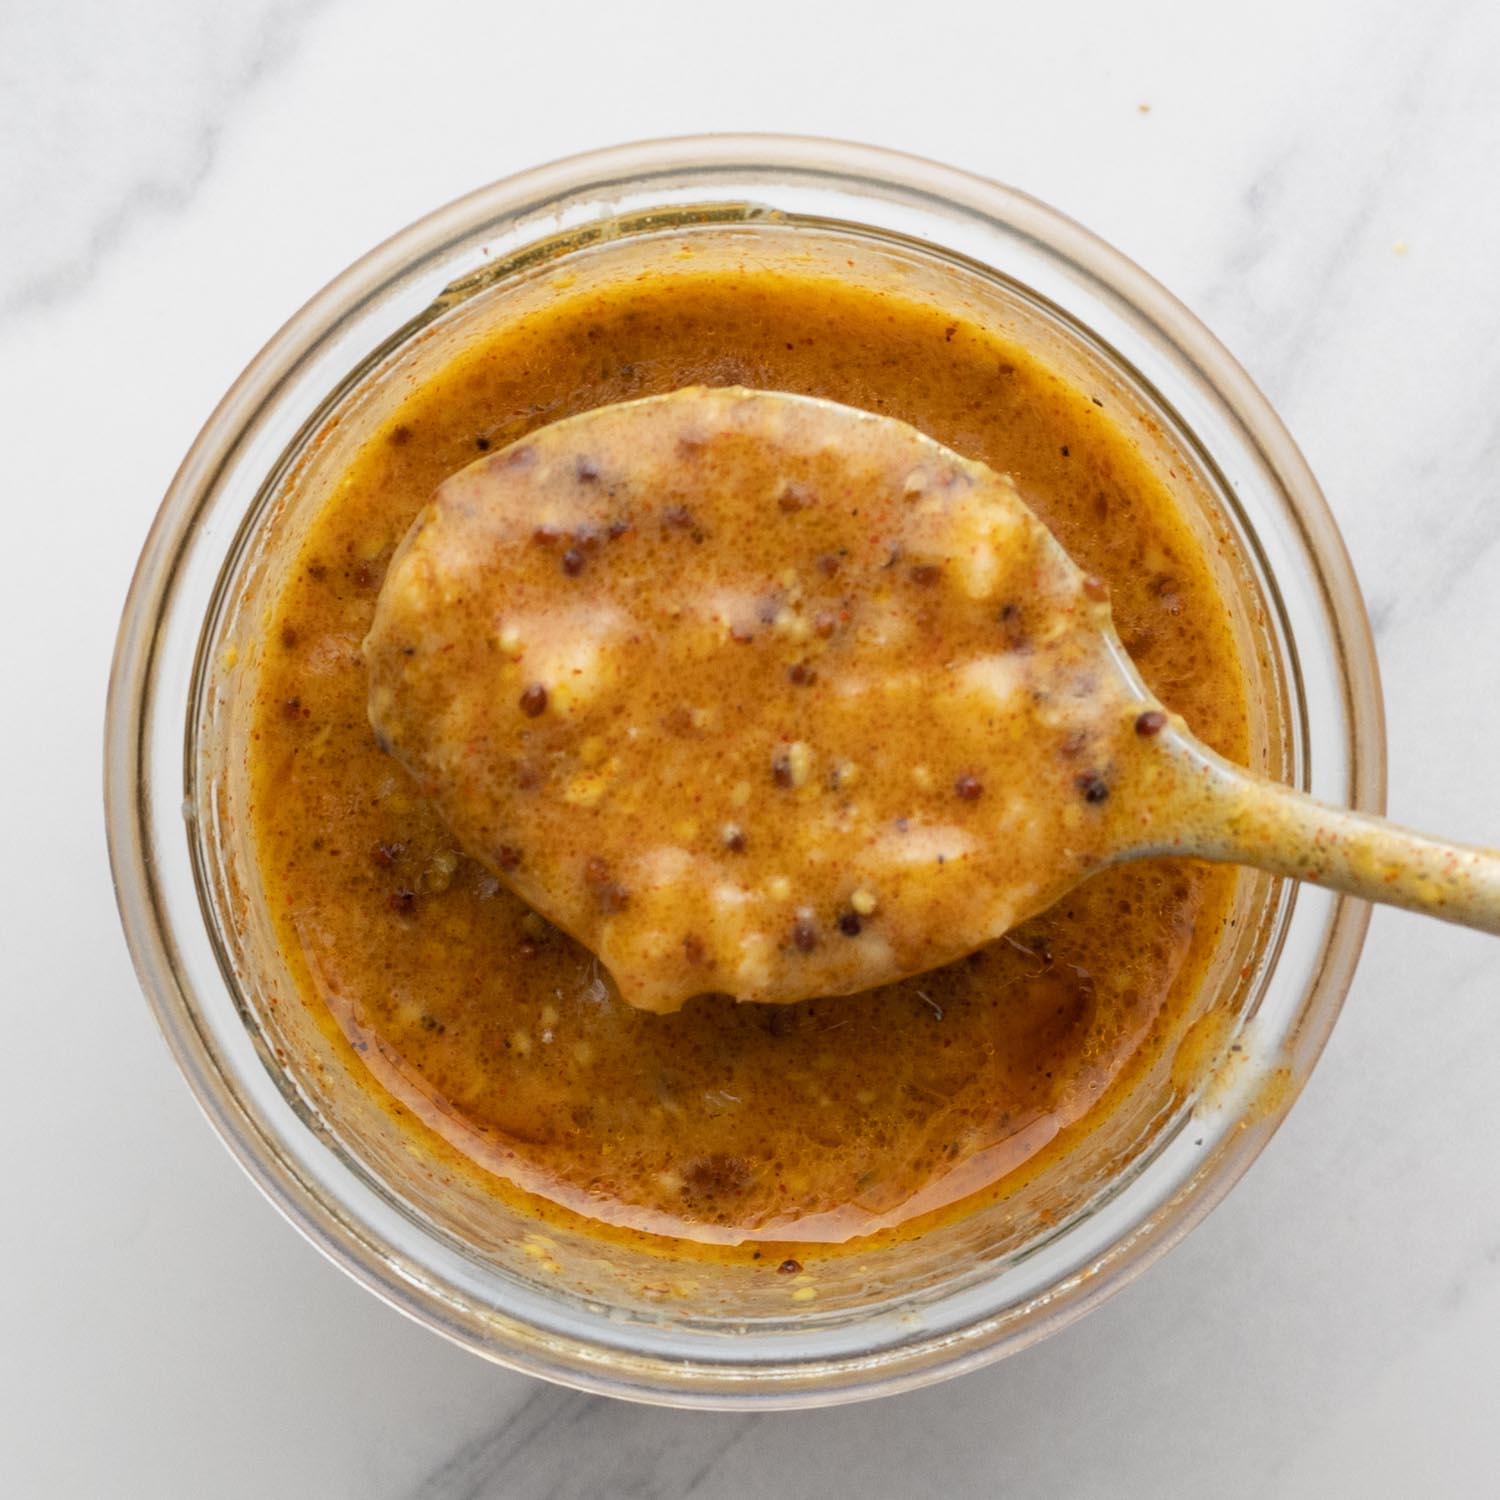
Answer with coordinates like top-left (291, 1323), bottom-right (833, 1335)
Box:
top-left (1148, 739), bottom-right (1500, 935)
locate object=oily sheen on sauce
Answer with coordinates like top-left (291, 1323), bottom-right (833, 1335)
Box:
top-left (249, 254), bottom-right (1251, 1246)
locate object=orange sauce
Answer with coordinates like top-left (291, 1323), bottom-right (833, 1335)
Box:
top-left (249, 259), bottom-right (1251, 1245)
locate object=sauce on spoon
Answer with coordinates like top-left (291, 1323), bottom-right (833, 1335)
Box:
top-left (367, 387), bottom-right (1162, 1011)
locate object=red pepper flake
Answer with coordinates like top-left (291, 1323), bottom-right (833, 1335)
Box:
top-left (519, 683), bottom-right (548, 717)
top-left (730, 624), bottom-right (755, 644)
top-left (279, 622), bottom-right (299, 649)
top-left (597, 882), bottom-right (629, 914)
top-left (813, 612), bottom-right (838, 639)
top-left (909, 563), bottom-right (942, 587)
top-left (954, 773), bottom-right (984, 801)
top-left (997, 600), bottom-right (1030, 650)
top-left (585, 857), bottom-right (629, 913)
top-left (787, 662), bottom-right (817, 686)
top-left (387, 889), bottom-right (416, 915)
top-left (791, 916), bottom-right (819, 953)
top-left (494, 844), bottom-right (522, 872)
top-left (387, 424), bottom-right (412, 447)
top-left (1135, 709), bottom-right (1167, 737)
top-left (281, 696), bottom-right (308, 720)
top-left (683, 933), bottom-right (708, 966)
top-left (532, 526), bottom-right (560, 547)
top-left (778, 481), bottom-right (813, 513)
top-left (1082, 575), bottom-right (1109, 602)
top-left (606, 517), bottom-right (633, 541)
top-left (660, 504), bottom-right (705, 543)
top-left (683, 1153), bottom-right (752, 1197)
top-left (815, 552), bottom-right (841, 577)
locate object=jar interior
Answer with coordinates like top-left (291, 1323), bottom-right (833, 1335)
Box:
top-left (193, 214), bottom-right (1294, 1350)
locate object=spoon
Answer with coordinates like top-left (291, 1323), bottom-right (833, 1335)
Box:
top-left (365, 386), bottom-right (1500, 1012)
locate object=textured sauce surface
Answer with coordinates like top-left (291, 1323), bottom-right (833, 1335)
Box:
top-left (367, 387), bottom-right (1170, 1012)
top-left (249, 260), bottom-right (1252, 1244)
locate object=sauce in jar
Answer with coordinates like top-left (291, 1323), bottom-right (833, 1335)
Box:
top-left (248, 238), bottom-right (1254, 1245)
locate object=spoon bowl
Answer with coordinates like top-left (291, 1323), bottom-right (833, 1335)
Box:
top-left (366, 387), bottom-right (1500, 1011)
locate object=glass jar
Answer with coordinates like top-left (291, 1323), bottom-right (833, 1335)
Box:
top-left (105, 136), bottom-right (1383, 1407)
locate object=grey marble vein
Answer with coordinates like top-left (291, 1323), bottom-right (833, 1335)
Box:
top-left (1195, 0), bottom-right (1469, 406)
top-left (0, 0), bottom-right (338, 329)
top-left (1437, 1237), bottom-right (1500, 1316)
top-left (411, 1387), bottom-right (756, 1500)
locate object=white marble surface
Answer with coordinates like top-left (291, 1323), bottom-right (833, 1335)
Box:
top-left (4, 0), bottom-right (1499, 1493)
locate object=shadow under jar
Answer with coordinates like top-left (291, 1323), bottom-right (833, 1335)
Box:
top-left (107, 136), bottom-right (1382, 1407)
